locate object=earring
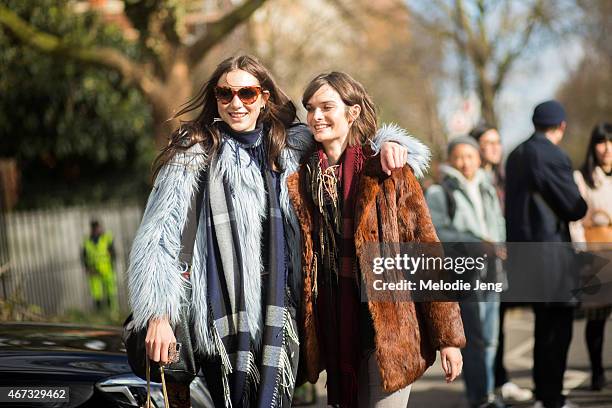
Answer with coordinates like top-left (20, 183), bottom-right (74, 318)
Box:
top-left (261, 105), bottom-right (266, 111)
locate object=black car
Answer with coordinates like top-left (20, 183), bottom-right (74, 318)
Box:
top-left (0, 322), bottom-right (214, 407)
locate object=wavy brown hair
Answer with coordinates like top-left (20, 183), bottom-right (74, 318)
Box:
top-left (301, 71), bottom-right (377, 147)
top-left (152, 55), bottom-right (298, 180)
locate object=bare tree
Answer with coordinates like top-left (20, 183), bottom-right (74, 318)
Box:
top-left (0, 0), bottom-right (268, 147)
top-left (405, 0), bottom-right (573, 127)
top-left (247, 0), bottom-right (446, 154)
top-left (558, 0), bottom-right (612, 164)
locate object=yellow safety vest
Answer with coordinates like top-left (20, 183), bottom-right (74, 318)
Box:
top-left (84, 232), bottom-right (114, 277)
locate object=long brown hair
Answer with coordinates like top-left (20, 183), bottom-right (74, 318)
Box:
top-left (301, 71), bottom-right (377, 146)
top-left (153, 55), bottom-right (297, 179)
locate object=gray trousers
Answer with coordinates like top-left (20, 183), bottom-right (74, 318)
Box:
top-left (358, 351), bottom-right (412, 408)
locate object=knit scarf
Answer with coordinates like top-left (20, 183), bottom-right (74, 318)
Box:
top-left (307, 144), bottom-right (365, 407)
top-left (204, 123), bottom-right (299, 407)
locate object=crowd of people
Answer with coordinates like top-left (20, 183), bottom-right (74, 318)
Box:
top-left (428, 100), bottom-right (611, 408)
top-left (125, 54), bottom-right (610, 408)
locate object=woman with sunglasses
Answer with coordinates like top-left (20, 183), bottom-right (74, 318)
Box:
top-left (288, 71), bottom-right (465, 407)
top-left (127, 55), bottom-right (415, 407)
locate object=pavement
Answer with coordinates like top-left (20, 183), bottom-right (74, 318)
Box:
top-left (299, 308), bottom-right (612, 407)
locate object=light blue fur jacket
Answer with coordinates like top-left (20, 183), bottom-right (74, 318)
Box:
top-left (127, 123), bottom-right (430, 353)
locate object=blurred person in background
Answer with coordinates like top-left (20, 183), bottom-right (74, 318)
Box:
top-left (470, 124), bottom-right (505, 207)
top-left (127, 55), bottom-right (413, 407)
top-left (505, 100), bottom-right (587, 408)
top-left (426, 136), bottom-right (506, 408)
top-left (569, 122), bottom-right (612, 391)
top-left (470, 125), bottom-right (533, 403)
top-left (82, 219), bottom-right (118, 314)
top-left (291, 71), bottom-right (465, 408)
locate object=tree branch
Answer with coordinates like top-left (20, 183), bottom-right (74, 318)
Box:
top-left (0, 4), bottom-right (160, 97)
top-left (406, 5), bottom-right (457, 43)
top-left (186, 0), bottom-right (268, 67)
top-left (493, 0), bottom-right (544, 91)
top-left (430, 0), bottom-right (456, 22)
top-left (121, 0), bottom-right (182, 80)
top-left (475, 0), bottom-right (491, 62)
top-left (326, 0), bottom-right (364, 30)
top-left (456, 0), bottom-right (484, 64)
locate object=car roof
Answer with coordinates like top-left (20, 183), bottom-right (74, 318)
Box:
top-left (0, 322), bottom-right (126, 354)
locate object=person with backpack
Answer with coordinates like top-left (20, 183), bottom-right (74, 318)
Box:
top-left (469, 125), bottom-right (533, 403)
top-left (426, 136), bottom-right (506, 408)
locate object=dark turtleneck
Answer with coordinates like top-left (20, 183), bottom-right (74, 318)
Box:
top-left (218, 121), bottom-right (268, 170)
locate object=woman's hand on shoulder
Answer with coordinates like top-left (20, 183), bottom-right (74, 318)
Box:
top-left (380, 142), bottom-right (408, 175)
top-left (145, 316), bottom-right (176, 364)
top-left (439, 346), bottom-right (462, 383)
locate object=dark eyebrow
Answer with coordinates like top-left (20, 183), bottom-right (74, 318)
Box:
top-left (308, 100), bottom-right (337, 106)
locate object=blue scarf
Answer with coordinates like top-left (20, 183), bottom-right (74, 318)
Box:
top-left (204, 122), bottom-right (299, 407)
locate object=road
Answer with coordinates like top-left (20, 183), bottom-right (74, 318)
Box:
top-left (300, 308), bottom-right (612, 407)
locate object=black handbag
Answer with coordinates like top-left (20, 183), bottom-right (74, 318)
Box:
top-left (122, 173), bottom-right (206, 384)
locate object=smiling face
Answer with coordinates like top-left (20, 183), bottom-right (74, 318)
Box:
top-left (305, 84), bottom-right (359, 147)
top-left (216, 69), bottom-right (269, 132)
top-left (449, 143), bottom-right (482, 180)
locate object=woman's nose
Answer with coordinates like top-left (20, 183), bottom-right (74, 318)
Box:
top-left (230, 94), bottom-right (243, 108)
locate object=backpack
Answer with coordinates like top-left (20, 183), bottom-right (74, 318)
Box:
top-left (440, 177), bottom-right (457, 221)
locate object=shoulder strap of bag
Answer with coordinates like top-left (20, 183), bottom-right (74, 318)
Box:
top-left (440, 178), bottom-right (457, 221)
top-left (179, 171), bottom-right (207, 267)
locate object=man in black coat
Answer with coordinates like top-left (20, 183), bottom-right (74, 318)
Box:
top-left (505, 100), bottom-right (587, 408)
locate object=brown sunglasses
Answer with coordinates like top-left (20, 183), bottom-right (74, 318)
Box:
top-left (214, 86), bottom-right (263, 105)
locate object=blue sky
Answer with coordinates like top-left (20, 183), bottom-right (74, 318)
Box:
top-left (495, 37), bottom-right (584, 152)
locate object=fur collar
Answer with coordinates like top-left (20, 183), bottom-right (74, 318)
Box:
top-left (368, 123), bottom-right (430, 178)
top-left (128, 131), bottom-right (308, 354)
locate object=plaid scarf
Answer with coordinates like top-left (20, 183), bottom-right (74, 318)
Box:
top-left (204, 128), bottom-right (299, 407)
top-left (307, 144), bottom-right (365, 407)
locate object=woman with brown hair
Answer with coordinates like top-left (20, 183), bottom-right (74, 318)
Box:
top-left (127, 55), bottom-right (414, 407)
top-left (288, 71), bottom-right (465, 407)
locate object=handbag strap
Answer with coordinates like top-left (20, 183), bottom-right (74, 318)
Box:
top-left (146, 357), bottom-right (169, 408)
top-left (179, 171), bottom-right (207, 268)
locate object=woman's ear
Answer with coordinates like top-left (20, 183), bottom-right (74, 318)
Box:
top-left (262, 90), bottom-right (271, 106)
top-left (348, 104), bottom-right (361, 124)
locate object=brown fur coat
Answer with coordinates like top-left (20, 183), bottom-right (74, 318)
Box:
top-left (287, 149), bottom-right (466, 393)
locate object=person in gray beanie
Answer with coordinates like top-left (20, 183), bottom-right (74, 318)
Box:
top-left (505, 100), bottom-right (587, 408)
top-left (426, 136), bottom-right (506, 408)
top-left (446, 135), bottom-right (481, 156)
